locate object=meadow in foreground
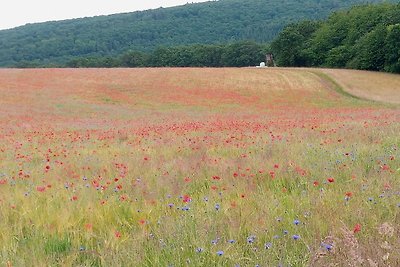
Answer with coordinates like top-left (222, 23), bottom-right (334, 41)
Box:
top-left (0, 68), bottom-right (399, 266)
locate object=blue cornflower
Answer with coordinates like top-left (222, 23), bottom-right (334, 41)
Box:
top-left (292, 235), bottom-right (300, 240)
top-left (247, 235), bottom-right (256, 244)
top-left (215, 203), bottom-right (220, 211)
top-left (265, 242), bottom-right (272, 249)
top-left (228, 239), bottom-right (236, 244)
top-left (321, 242), bottom-right (333, 251)
top-left (216, 250), bottom-right (224, 256)
top-left (196, 247), bottom-right (204, 253)
top-left (182, 206), bottom-right (190, 211)
top-left (283, 230), bottom-right (289, 235)
top-left (294, 219), bottom-right (300, 225)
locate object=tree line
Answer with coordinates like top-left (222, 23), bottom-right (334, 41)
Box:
top-left (25, 41), bottom-right (268, 68)
top-left (270, 3), bottom-right (400, 73)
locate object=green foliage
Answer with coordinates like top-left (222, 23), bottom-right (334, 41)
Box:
top-left (0, 0), bottom-right (395, 67)
top-left (44, 235), bottom-right (72, 255)
top-left (385, 24), bottom-right (400, 72)
top-left (350, 24), bottom-right (387, 71)
top-left (66, 42), bottom-right (267, 68)
top-left (271, 3), bottom-right (400, 73)
top-left (220, 41), bottom-right (266, 67)
top-left (270, 21), bottom-right (320, 66)
top-left (325, 45), bottom-right (352, 67)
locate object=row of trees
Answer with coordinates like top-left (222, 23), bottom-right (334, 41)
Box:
top-left (66, 42), bottom-right (268, 68)
top-left (270, 3), bottom-right (400, 73)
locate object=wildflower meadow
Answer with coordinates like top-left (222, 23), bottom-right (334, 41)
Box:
top-left (0, 68), bottom-right (399, 266)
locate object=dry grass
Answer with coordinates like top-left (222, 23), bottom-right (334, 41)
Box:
top-left (0, 67), bottom-right (354, 120)
top-left (318, 68), bottom-right (400, 104)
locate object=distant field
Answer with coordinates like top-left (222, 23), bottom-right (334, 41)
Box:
top-left (0, 68), bottom-right (399, 266)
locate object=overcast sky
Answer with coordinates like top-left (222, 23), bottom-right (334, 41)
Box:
top-left (0, 0), bottom-right (210, 30)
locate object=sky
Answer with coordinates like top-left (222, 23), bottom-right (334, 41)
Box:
top-left (0, 0), bottom-right (210, 30)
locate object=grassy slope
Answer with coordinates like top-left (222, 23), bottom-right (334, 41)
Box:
top-left (0, 68), bottom-right (399, 266)
top-left (319, 69), bottom-right (400, 105)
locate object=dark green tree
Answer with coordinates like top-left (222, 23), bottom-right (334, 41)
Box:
top-left (348, 24), bottom-right (387, 71)
top-left (384, 24), bottom-right (400, 72)
top-left (270, 21), bottom-right (320, 66)
top-left (221, 41), bottom-right (265, 67)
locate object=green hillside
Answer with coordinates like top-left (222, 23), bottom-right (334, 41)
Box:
top-left (0, 0), bottom-right (397, 67)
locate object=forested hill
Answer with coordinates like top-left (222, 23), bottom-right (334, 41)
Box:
top-left (0, 0), bottom-right (396, 67)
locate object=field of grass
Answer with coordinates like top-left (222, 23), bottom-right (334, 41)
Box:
top-left (318, 68), bottom-right (400, 105)
top-left (0, 68), bottom-right (399, 266)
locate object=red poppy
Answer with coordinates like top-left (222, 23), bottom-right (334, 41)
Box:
top-left (327, 177), bottom-right (335, 183)
top-left (380, 165), bottom-right (390, 171)
top-left (384, 183), bottom-right (391, 190)
top-left (115, 231), bottom-right (121, 238)
top-left (36, 186), bottom-right (46, 192)
top-left (353, 223), bottom-right (361, 233)
top-left (183, 194), bottom-right (192, 203)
